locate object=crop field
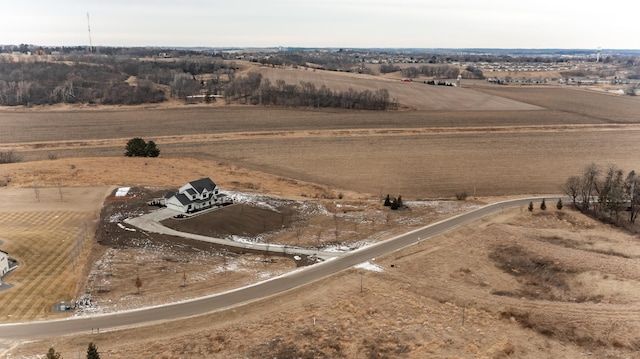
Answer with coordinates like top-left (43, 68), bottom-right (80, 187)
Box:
top-left (1, 82), bottom-right (639, 198)
top-left (474, 85), bottom-right (640, 123)
top-left (2, 71), bottom-right (640, 358)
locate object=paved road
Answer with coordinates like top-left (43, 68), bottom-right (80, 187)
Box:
top-left (0, 197), bottom-right (554, 340)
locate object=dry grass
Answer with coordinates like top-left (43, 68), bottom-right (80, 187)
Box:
top-left (9, 204), bottom-right (640, 358)
top-left (0, 203), bottom-right (100, 321)
top-left (252, 65), bottom-right (541, 111)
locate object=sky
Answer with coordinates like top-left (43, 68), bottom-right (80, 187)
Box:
top-left (2, 0), bottom-right (639, 49)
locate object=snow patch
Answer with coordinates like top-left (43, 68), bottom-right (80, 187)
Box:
top-left (115, 187), bottom-right (131, 197)
top-left (117, 223), bottom-right (136, 232)
top-left (355, 261), bottom-right (384, 273)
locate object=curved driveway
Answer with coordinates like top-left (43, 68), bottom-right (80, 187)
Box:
top-left (125, 207), bottom-right (346, 259)
top-left (0, 197), bottom-right (554, 340)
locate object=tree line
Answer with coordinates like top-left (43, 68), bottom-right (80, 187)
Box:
top-left (224, 74), bottom-right (397, 110)
top-left (0, 55), bottom-right (399, 110)
top-left (0, 61), bottom-right (165, 106)
top-left (562, 163), bottom-right (640, 224)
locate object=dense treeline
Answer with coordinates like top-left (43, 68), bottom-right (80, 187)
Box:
top-left (0, 56), bottom-right (234, 106)
top-left (0, 61), bottom-right (165, 105)
top-left (563, 164), bottom-right (640, 224)
top-left (225, 74), bottom-right (397, 110)
top-left (0, 56), bottom-right (396, 110)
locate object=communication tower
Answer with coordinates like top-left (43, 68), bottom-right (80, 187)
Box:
top-left (87, 13), bottom-right (93, 54)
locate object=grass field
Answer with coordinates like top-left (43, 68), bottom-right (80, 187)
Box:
top-left (0, 187), bottom-right (109, 322)
top-left (252, 65), bottom-right (542, 111)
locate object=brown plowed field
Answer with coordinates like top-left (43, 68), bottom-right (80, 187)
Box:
top-left (2, 78), bottom-right (640, 357)
top-left (474, 85), bottom-right (640, 123)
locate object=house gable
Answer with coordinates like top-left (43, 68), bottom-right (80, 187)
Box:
top-left (165, 177), bottom-right (224, 213)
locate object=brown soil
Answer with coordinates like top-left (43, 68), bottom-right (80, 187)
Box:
top-left (2, 83), bottom-right (640, 358)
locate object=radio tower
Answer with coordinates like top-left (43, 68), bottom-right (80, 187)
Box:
top-left (87, 13), bottom-right (93, 54)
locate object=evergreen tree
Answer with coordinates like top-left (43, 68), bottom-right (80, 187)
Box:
top-left (556, 198), bottom-right (563, 210)
top-left (540, 198), bottom-right (547, 210)
top-left (124, 137), bottom-right (148, 157)
top-left (145, 140), bottom-right (160, 157)
top-left (46, 347), bottom-right (62, 359)
top-left (397, 195), bottom-right (403, 207)
top-left (390, 197), bottom-right (399, 210)
top-left (528, 201), bottom-right (534, 212)
top-left (87, 343), bottom-right (100, 359)
top-left (383, 194), bottom-right (391, 206)
top-left (125, 137), bottom-right (161, 157)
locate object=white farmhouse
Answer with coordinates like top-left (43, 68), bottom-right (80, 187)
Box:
top-left (165, 178), bottom-right (227, 213)
top-left (0, 250), bottom-right (9, 285)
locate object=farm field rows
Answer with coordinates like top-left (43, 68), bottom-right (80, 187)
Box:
top-left (474, 85), bottom-right (640, 123)
top-left (2, 78), bottom-right (640, 357)
top-left (3, 126), bottom-right (639, 198)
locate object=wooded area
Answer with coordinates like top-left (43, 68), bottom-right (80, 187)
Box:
top-left (563, 164), bottom-right (640, 225)
top-left (0, 54), bottom-right (396, 110)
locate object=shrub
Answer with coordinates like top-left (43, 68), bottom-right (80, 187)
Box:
top-left (455, 191), bottom-right (468, 200)
top-left (556, 198), bottom-right (563, 210)
top-left (125, 137), bottom-right (160, 157)
top-left (540, 198), bottom-right (547, 211)
top-left (0, 150), bottom-right (21, 164)
top-left (383, 194), bottom-right (391, 206)
top-left (528, 201), bottom-right (534, 212)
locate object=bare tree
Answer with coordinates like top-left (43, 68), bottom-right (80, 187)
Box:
top-left (625, 171), bottom-right (640, 223)
top-left (580, 163), bottom-right (600, 212)
top-left (562, 176), bottom-right (582, 208)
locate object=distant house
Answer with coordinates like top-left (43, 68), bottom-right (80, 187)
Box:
top-left (0, 250), bottom-right (9, 284)
top-left (164, 178), bottom-right (228, 213)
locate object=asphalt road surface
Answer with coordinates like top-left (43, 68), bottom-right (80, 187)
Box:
top-left (0, 197), bottom-right (552, 340)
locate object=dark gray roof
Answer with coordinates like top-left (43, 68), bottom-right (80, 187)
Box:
top-left (164, 191), bottom-right (175, 199)
top-left (189, 177), bottom-right (216, 193)
top-left (174, 193), bottom-right (192, 205)
top-left (185, 188), bottom-right (197, 196)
